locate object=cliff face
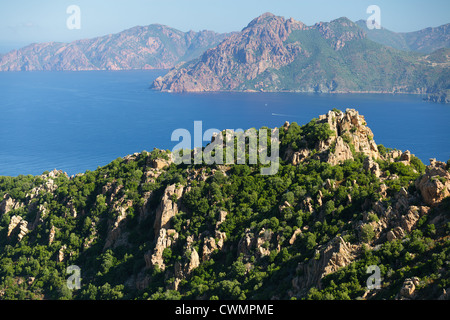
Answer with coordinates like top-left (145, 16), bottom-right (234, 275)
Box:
top-left (0, 25), bottom-right (231, 71)
top-left (152, 13), bottom-right (449, 94)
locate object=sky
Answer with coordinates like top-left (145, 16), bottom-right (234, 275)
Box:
top-left (0, 0), bottom-right (449, 53)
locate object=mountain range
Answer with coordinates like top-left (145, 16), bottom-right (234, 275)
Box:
top-left (0, 13), bottom-right (448, 100)
top-left (152, 13), bottom-right (449, 96)
top-left (356, 20), bottom-right (450, 53)
top-left (0, 25), bottom-right (231, 71)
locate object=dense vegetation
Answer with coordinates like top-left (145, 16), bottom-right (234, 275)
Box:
top-left (0, 113), bottom-right (449, 300)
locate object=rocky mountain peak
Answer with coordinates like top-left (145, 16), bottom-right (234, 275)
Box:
top-left (285, 108), bottom-right (380, 166)
top-left (313, 17), bottom-right (366, 50)
top-left (244, 12), bottom-right (306, 38)
top-left (321, 108), bottom-right (379, 159)
top-left (247, 12), bottom-right (276, 26)
top-left (152, 13), bottom-right (308, 92)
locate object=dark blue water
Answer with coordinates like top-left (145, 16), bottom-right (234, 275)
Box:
top-left (0, 70), bottom-right (449, 176)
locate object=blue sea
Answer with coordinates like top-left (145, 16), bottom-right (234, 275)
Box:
top-left (0, 70), bottom-right (449, 177)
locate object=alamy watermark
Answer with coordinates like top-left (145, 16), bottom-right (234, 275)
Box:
top-left (66, 5), bottom-right (81, 30)
top-left (66, 265), bottom-right (81, 290)
top-left (366, 265), bottom-right (381, 290)
top-left (366, 5), bottom-right (381, 30)
top-left (171, 122), bottom-right (280, 175)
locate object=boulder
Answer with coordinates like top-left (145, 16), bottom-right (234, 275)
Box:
top-left (399, 277), bottom-right (420, 299)
top-left (289, 228), bottom-right (302, 245)
top-left (415, 159), bottom-right (450, 206)
top-left (399, 150), bottom-right (411, 165)
top-left (152, 158), bottom-right (172, 170)
top-left (386, 227), bottom-right (405, 241)
top-left (215, 230), bottom-right (227, 249)
top-left (363, 157), bottom-right (381, 178)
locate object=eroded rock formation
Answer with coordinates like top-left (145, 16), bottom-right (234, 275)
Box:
top-left (415, 159), bottom-right (450, 206)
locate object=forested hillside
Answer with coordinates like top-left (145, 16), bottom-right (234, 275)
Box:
top-left (0, 109), bottom-right (449, 300)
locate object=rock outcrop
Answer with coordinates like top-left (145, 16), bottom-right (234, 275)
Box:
top-left (415, 159), bottom-right (450, 206)
top-left (364, 156), bottom-right (381, 177)
top-left (237, 228), bottom-right (274, 258)
top-left (285, 109), bottom-right (380, 166)
top-left (201, 210), bottom-right (228, 261)
top-left (397, 277), bottom-right (420, 299)
top-left (384, 149), bottom-right (414, 165)
top-left (49, 225), bottom-right (56, 245)
top-left (171, 236), bottom-right (200, 290)
top-left (0, 194), bottom-right (23, 216)
top-left (103, 199), bottom-right (133, 250)
top-left (153, 184), bottom-right (184, 235)
top-left (291, 237), bottom-right (359, 297)
top-left (7, 215), bottom-right (28, 241)
top-left (386, 226), bottom-right (405, 242)
top-left (289, 229), bottom-right (302, 245)
top-left (145, 183), bottom-right (185, 271)
top-left (327, 136), bottom-right (354, 165)
top-left (57, 245), bottom-right (66, 263)
top-left (202, 237), bottom-right (218, 262)
top-left (145, 228), bottom-right (178, 270)
top-left (324, 109), bottom-right (379, 161)
top-left (0, 171), bottom-right (66, 244)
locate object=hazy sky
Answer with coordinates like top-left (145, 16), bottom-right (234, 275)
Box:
top-left (0, 0), bottom-right (449, 52)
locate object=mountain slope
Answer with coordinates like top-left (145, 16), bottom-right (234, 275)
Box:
top-left (0, 109), bottom-right (449, 300)
top-left (356, 20), bottom-right (450, 53)
top-left (151, 13), bottom-right (449, 94)
top-left (0, 25), bottom-right (232, 71)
